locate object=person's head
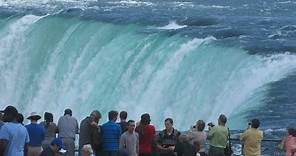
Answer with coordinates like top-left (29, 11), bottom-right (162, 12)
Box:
top-left (17, 113), bottom-right (24, 124)
top-left (120, 111), bottom-right (127, 121)
top-left (27, 112), bottom-right (41, 123)
top-left (196, 120), bottom-right (205, 131)
top-left (50, 138), bottom-right (66, 154)
top-left (251, 119), bottom-right (260, 129)
top-left (90, 110), bottom-right (101, 123)
top-left (108, 110), bottom-right (118, 122)
top-left (81, 144), bottom-right (93, 156)
top-left (2, 106), bottom-right (18, 122)
top-left (287, 128), bottom-right (295, 135)
top-left (140, 113), bottom-right (151, 125)
top-left (218, 114), bottom-right (227, 126)
top-left (44, 112), bottom-right (53, 123)
top-left (127, 120), bottom-right (136, 133)
top-left (64, 109), bottom-right (72, 116)
top-left (165, 118), bottom-right (174, 130)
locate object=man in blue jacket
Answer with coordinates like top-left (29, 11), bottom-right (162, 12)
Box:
top-left (101, 110), bottom-right (122, 156)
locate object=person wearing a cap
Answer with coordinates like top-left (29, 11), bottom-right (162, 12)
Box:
top-left (0, 106), bottom-right (30, 156)
top-left (135, 113), bottom-right (156, 156)
top-left (39, 138), bottom-right (67, 156)
top-left (25, 112), bottom-right (45, 156)
top-left (57, 108), bottom-right (79, 156)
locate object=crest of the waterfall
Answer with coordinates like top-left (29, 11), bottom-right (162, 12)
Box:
top-left (0, 15), bottom-right (296, 129)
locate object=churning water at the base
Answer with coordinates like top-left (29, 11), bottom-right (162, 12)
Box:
top-left (0, 15), bottom-right (296, 130)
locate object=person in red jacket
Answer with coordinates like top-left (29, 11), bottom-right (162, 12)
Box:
top-left (135, 113), bottom-right (156, 156)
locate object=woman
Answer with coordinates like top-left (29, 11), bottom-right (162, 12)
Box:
top-left (135, 113), bottom-right (156, 156)
top-left (281, 128), bottom-right (296, 156)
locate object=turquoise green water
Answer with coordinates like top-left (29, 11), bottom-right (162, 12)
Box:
top-left (0, 15), bottom-right (296, 129)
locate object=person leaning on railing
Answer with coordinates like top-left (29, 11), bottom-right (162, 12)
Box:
top-left (240, 119), bottom-right (263, 156)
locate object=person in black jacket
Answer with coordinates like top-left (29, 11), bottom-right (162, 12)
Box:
top-left (79, 110), bottom-right (102, 155)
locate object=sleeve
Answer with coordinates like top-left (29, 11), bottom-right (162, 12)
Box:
top-left (0, 126), bottom-right (9, 141)
top-left (119, 134), bottom-right (125, 151)
top-left (207, 127), bottom-right (216, 139)
top-left (118, 125), bottom-right (122, 139)
top-left (240, 131), bottom-right (247, 142)
top-left (25, 128), bottom-right (30, 143)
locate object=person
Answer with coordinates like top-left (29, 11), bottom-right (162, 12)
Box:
top-left (39, 138), bottom-right (67, 156)
top-left (240, 119), bottom-right (263, 156)
top-left (174, 134), bottom-right (198, 156)
top-left (280, 128), bottom-right (296, 156)
top-left (188, 120), bottom-right (207, 156)
top-left (79, 110), bottom-right (102, 155)
top-left (101, 110), bottom-right (122, 156)
top-left (81, 144), bottom-right (94, 156)
top-left (119, 120), bottom-right (139, 156)
top-left (208, 114), bottom-right (229, 156)
top-left (25, 112), bottom-right (45, 156)
top-left (0, 111), bottom-right (4, 129)
top-left (40, 112), bottom-right (58, 150)
top-left (119, 111), bottom-right (128, 133)
top-left (57, 108), bottom-right (79, 156)
top-left (0, 106), bottom-right (30, 156)
top-left (156, 118), bottom-right (180, 156)
top-left (17, 113), bottom-right (24, 125)
top-left (135, 113), bottom-right (156, 156)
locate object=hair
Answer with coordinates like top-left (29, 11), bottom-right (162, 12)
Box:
top-left (3, 106), bottom-right (18, 122)
top-left (287, 128), bottom-right (295, 136)
top-left (140, 113), bottom-right (151, 125)
top-left (91, 110), bottom-right (101, 119)
top-left (165, 118), bottom-right (173, 125)
top-left (17, 113), bottom-right (24, 124)
top-left (251, 119), bottom-right (260, 129)
top-left (64, 109), bottom-right (72, 116)
top-left (128, 120), bottom-right (135, 125)
top-left (197, 120), bottom-right (205, 131)
top-left (137, 113), bottom-right (151, 140)
top-left (108, 110), bottom-right (118, 121)
top-left (218, 114), bottom-right (227, 124)
top-left (120, 111), bottom-right (127, 120)
top-left (44, 112), bottom-right (53, 124)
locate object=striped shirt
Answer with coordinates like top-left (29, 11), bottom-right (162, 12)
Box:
top-left (102, 121), bottom-right (122, 151)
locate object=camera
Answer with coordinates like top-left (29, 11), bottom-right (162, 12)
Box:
top-left (207, 122), bottom-right (215, 127)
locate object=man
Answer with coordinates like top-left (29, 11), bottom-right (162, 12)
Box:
top-left (58, 108), bottom-right (79, 156)
top-left (119, 120), bottom-right (139, 156)
top-left (208, 114), bottom-right (229, 156)
top-left (25, 112), bottom-right (45, 156)
top-left (118, 111), bottom-right (128, 133)
top-left (0, 106), bottom-right (30, 156)
top-left (101, 110), bottom-right (122, 156)
top-left (156, 118), bottom-right (180, 156)
top-left (240, 119), bottom-right (263, 156)
top-left (39, 138), bottom-right (67, 156)
top-left (79, 110), bottom-right (102, 155)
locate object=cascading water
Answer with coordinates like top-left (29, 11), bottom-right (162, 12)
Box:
top-left (1, 14), bottom-right (296, 130)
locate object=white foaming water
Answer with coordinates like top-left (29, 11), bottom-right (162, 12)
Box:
top-left (0, 16), bottom-right (296, 129)
top-left (157, 21), bottom-right (187, 30)
top-left (0, 15), bottom-right (44, 105)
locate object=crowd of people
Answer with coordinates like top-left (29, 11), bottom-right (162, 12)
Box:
top-left (0, 105), bottom-right (295, 156)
